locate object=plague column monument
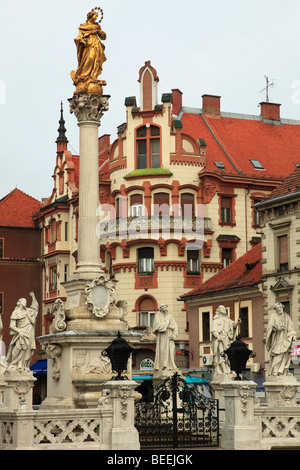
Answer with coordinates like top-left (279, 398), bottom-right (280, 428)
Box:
top-left (38, 8), bottom-right (138, 410)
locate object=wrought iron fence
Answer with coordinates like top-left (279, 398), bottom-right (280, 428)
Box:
top-left (135, 372), bottom-right (219, 449)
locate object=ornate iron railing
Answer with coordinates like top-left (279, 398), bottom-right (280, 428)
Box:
top-left (135, 372), bottom-right (219, 449)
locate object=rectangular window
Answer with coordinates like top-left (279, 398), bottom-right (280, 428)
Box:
top-left (0, 293), bottom-right (3, 314)
top-left (151, 139), bottom-right (160, 168)
top-left (50, 266), bottom-right (57, 291)
top-left (253, 208), bottom-right (260, 226)
top-left (221, 197), bottom-right (232, 223)
top-left (65, 222), bottom-right (68, 241)
top-left (137, 140), bottom-right (147, 169)
top-left (278, 235), bottom-right (288, 271)
top-left (202, 311), bottom-right (210, 342)
top-left (0, 239), bottom-right (3, 258)
top-left (138, 247), bottom-right (154, 273)
top-left (139, 311), bottom-right (155, 328)
top-left (222, 248), bottom-right (232, 267)
top-left (239, 307), bottom-right (249, 338)
top-left (64, 264), bottom-right (69, 282)
top-left (187, 250), bottom-right (200, 272)
top-left (116, 197), bottom-right (127, 218)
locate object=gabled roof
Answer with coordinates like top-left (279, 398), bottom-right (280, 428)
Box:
top-left (0, 188), bottom-right (41, 228)
top-left (181, 110), bottom-right (300, 181)
top-left (255, 166), bottom-right (300, 207)
top-left (180, 243), bottom-right (262, 300)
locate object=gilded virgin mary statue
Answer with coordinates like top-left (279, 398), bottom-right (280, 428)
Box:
top-left (71, 8), bottom-right (107, 95)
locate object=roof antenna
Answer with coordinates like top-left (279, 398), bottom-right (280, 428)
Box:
top-left (260, 75), bottom-right (275, 102)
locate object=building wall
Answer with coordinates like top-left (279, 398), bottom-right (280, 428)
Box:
top-left (0, 227), bottom-right (42, 364)
top-left (187, 292), bottom-right (264, 374)
top-left (259, 199), bottom-right (300, 341)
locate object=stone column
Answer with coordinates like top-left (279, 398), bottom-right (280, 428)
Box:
top-left (69, 93), bottom-right (110, 280)
top-left (221, 380), bottom-right (261, 450)
top-left (101, 380), bottom-right (140, 450)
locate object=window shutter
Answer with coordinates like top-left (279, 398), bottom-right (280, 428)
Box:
top-left (181, 193), bottom-right (195, 216)
top-left (279, 235), bottom-right (288, 264)
top-left (221, 197), bottom-right (232, 208)
top-left (130, 194), bottom-right (143, 205)
top-left (140, 297), bottom-right (155, 311)
top-left (153, 193), bottom-right (169, 214)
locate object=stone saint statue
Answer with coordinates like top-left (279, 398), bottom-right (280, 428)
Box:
top-left (71, 8), bottom-right (107, 95)
top-left (266, 302), bottom-right (296, 376)
top-left (153, 304), bottom-right (179, 372)
top-left (6, 292), bottom-right (38, 372)
top-left (211, 305), bottom-right (240, 375)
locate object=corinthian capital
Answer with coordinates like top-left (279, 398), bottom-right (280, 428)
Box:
top-left (69, 93), bottom-right (110, 123)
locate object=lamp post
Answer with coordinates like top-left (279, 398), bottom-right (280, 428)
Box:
top-left (222, 335), bottom-right (256, 380)
top-left (102, 332), bottom-right (135, 380)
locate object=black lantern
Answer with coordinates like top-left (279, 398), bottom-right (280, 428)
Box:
top-left (102, 332), bottom-right (135, 380)
top-left (222, 335), bottom-right (256, 380)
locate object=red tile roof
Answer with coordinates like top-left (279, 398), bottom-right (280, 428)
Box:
top-left (258, 166), bottom-right (300, 203)
top-left (0, 188), bottom-right (41, 228)
top-left (182, 112), bottom-right (300, 181)
top-left (180, 243), bottom-right (262, 299)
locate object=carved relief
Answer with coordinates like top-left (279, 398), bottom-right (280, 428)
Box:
top-left (72, 349), bottom-right (111, 380)
top-left (85, 274), bottom-right (117, 318)
top-left (50, 299), bottom-right (66, 334)
top-left (45, 344), bottom-right (62, 381)
top-left (118, 385), bottom-right (132, 420)
top-left (98, 389), bottom-right (111, 408)
top-left (14, 380), bottom-right (31, 406)
top-left (69, 93), bottom-right (109, 122)
top-left (239, 385), bottom-right (255, 416)
top-left (202, 180), bottom-right (217, 204)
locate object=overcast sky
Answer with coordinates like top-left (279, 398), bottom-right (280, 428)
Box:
top-left (1, 0), bottom-right (300, 201)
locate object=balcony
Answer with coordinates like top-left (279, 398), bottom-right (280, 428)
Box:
top-left (98, 215), bottom-right (212, 241)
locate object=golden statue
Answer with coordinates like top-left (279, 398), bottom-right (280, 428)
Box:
top-left (71, 7), bottom-right (107, 95)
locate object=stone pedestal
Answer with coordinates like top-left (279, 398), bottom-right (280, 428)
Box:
top-left (221, 380), bottom-right (261, 450)
top-left (3, 370), bottom-right (36, 410)
top-left (38, 330), bottom-right (141, 409)
top-left (101, 380), bottom-right (140, 450)
top-left (210, 373), bottom-right (233, 426)
top-left (264, 375), bottom-right (299, 407)
top-left (0, 366), bottom-right (7, 408)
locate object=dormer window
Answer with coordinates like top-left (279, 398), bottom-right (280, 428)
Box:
top-left (136, 125), bottom-right (161, 169)
top-left (214, 161), bottom-right (225, 170)
top-left (250, 159), bottom-right (264, 170)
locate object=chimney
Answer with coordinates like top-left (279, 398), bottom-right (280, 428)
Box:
top-left (260, 102), bottom-right (281, 122)
top-left (172, 89), bottom-right (183, 116)
top-left (202, 94), bottom-right (221, 116)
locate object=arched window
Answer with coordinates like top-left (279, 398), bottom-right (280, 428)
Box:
top-left (136, 125), bottom-right (160, 169)
top-left (50, 219), bottom-right (57, 244)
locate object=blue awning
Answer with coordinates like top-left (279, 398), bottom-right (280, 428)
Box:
top-left (30, 360), bottom-right (47, 375)
top-left (184, 376), bottom-right (209, 384)
top-left (132, 375), bottom-right (152, 381)
top-left (132, 375), bottom-right (209, 384)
